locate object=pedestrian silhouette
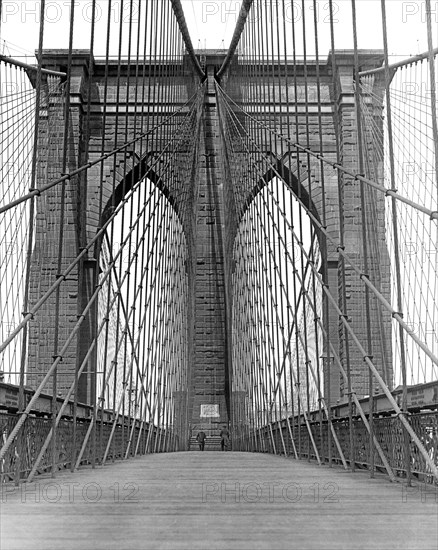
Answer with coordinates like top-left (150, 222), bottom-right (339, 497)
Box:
top-left (196, 431), bottom-right (206, 451)
top-left (220, 426), bottom-right (230, 451)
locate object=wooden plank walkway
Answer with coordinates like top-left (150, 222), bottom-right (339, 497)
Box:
top-left (1, 452), bottom-right (437, 550)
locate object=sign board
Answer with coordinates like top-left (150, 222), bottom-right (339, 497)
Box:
top-left (200, 404), bottom-right (220, 417)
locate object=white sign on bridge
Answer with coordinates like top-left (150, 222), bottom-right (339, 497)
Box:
top-left (200, 404), bottom-right (219, 417)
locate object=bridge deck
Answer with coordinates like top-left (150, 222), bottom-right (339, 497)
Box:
top-left (1, 452), bottom-right (437, 550)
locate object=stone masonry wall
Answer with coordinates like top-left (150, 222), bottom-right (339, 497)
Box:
top-left (27, 49), bottom-right (392, 440)
top-left (227, 51), bottom-right (392, 400)
top-left (27, 52), bottom-right (197, 406)
top-left (187, 67), bottom-right (230, 439)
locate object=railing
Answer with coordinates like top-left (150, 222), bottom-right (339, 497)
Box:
top-left (231, 381), bottom-right (438, 483)
top-left (0, 0), bottom-right (200, 481)
top-left (254, 411), bottom-right (438, 484)
top-left (0, 411), bottom-right (176, 484)
top-left (0, 381), bottom-right (179, 484)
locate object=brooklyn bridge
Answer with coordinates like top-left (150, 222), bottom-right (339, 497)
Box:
top-left (0, 1), bottom-right (437, 548)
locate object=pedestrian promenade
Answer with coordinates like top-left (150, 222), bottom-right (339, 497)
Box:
top-left (1, 452), bottom-right (437, 549)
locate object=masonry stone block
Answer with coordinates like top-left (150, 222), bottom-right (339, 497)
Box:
top-left (27, 49), bottom-right (392, 453)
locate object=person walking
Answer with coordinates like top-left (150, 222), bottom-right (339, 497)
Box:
top-left (220, 426), bottom-right (230, 451)
top-left (196, 430), bottom-right (206, 451)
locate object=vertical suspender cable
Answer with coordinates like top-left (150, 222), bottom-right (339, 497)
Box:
top-left (326, 0), bottom-right (343, 468)
top-left (351, 0), bottom-right (375, 479)
top-left (120, 0), bottom-right (136, 460)
top-left (51, 0), bottom-right (76, 479)
top-left (311, 0), bottom-right (328, 465)
top-left (424, 0), bottom-right (438, 209)
top-left (83, 0), bottom-right (98, 470)
top-left (127, 0), bottom-right (147, 458)
top-left (15, 0), bottom-right (47, 485)
top-left (380, 0), bottom-right (411, 485)
top-left (299, 0), bottom-right (313, 462)
top-left (95, 0), bottom-right (115, 467)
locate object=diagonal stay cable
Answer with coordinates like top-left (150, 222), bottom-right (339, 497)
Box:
top-left (218, 84), bottom-right (322, 462)
top-left (0, 91), bottom-right (202, 355)
top-left (218, 84), bottom-right (438, 371)
top-left (222, 97), bottom-right (346, 465)
top-left (219, 87), bottom-right (438, 477)
top-left (0, 88), bottom-right (202, 215)
top-left (291, 226), bottom-right (438, 481)
top-left (0, 54), bottom-right (66, 77)
top-left (216, 83), bottom-right (438, 220)
top-left (1, 172), bottom-right (170, 462)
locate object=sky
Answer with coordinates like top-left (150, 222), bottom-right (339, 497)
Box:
top-left (0, 1), bottom-right (436, 62)
top-left (1, 1), bottom-right (437, 388)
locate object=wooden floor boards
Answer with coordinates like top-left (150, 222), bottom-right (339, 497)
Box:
top-left (1, 452), bottom-right (437, 549)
